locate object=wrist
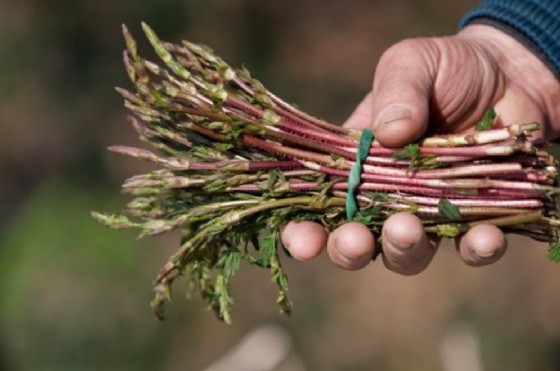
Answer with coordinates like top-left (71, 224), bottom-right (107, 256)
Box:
top-left (458, 24), bottom-right (560, 138)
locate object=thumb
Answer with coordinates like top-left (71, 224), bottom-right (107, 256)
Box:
top-left (370, 39), bottom-right (436, 147)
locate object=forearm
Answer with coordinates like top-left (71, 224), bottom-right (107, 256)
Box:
top-left (460, 1), bottom-right (560, 138)
top-left (460, 1), bottom-right (560, 77)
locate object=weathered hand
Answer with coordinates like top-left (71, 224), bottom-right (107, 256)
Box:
top-left (281, 24), bottom-right (560, 274)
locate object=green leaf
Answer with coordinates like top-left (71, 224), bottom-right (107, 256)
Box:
top-left (475, 107), bottom-right (496, 131)
top-left (218, 247), bottom-right (242, 281)
top-left (215, 143), bottom-right (234, 151)
top-left (436, 223), bottom-right (466, 238)
top-left (256, 233), bottom-right (293, 315)
top-left (266, 169), bottom-right (279, 190)
top-left (353, 207), bottom-right (382, 227)
top-left (393, 143), bottom-right (421, 170)
top-left (548, 241), bottom-right (560, 262)
top-left (363, 192), bottom-right (389, 202)
top-left (407, 201), bottom-right (419, 214)
top-left (438, 198), bottom-right (462, 221)
top-left (265, 169), bottom-right (285, 192)
top-left (215, 274), bottom-right (233, 324)
top-left (259, 234), bottom-right (277, 265)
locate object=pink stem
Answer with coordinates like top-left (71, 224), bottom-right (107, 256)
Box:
top-left (388, 195), bottom-right (543, 208)
top-left (305, 163), bottom-right (544, 193)
top-left (225, 96), bottom-right (355, 146)
top-left (360, 162), bottom-right (524, 179)
top-left (231, 76), bottom-right (339, 135)
top-left (265, 90), bottom-right (351, 135)
top-left (338, 141), bottom-right (524, 157)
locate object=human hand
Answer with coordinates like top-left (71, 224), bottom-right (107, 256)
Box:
top-left (281, 24), bottom-right (560, 274)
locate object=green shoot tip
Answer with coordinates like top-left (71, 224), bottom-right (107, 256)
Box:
top-left (548, 241), bottom-right (560, 262)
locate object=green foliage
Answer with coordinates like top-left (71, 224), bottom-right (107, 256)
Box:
top-left (438, 198), bottom-right (462, 221)
top-left (218, 247), bottom-right (242, 281)
top-left (353, 206), bottom-right (382, 230)
top-left (548, 241), bottom-right (560, 262)
top-left (265, 169), bottom-right (286, 194)
top-left (258, 234), bottom-right (277, 262)
top-left (215, 275), bottom-right (233, 323)
top-left (435, 223), bottom-right (466, 238)
top-left (475, 107), bottom-right (497, 131)
top-left (393, 143), bottom-right (421, 170)
top-left (418, 155), bottom-right (443, 169)
top-left (264, 234), bottom-right (292, 315)
top-left (363, 192), bottom-right (389, 202)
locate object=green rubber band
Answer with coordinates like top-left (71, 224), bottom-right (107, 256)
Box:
top-left (346, 129), bottom-right (374, 220)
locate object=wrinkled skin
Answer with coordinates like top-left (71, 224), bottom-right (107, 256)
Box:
top-left (281, 25), bottom-right (560, 274)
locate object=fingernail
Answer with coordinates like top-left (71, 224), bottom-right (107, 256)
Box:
top-left (388, 237), bottom-right (415, 252)
top-left (474, 245), bottom-right (495, 258)
top-left (373, 106), bottom-right (412, 130)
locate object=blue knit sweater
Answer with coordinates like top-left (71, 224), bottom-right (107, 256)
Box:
top-left (460, 0), bottom-right (560, 78)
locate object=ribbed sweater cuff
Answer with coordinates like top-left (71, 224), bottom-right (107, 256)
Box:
top-left (460, 1), bottom-right (560, 78)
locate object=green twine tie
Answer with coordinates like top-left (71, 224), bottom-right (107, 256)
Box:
top-left (346, 129), bottom-right (374, 220)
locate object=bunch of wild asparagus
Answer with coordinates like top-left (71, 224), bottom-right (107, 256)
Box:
top-left (93, 23), bottom-right (560, 323)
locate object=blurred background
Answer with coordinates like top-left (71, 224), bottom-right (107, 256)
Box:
top-left (2, 1), bottom-right (560, 370)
